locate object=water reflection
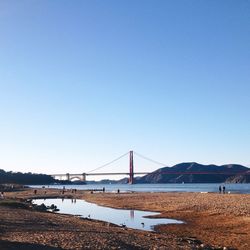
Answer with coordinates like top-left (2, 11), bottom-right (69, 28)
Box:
top-left (33, 198), bottom-right (183, 231)
top-left (130, 210), bottom-right (134, 220)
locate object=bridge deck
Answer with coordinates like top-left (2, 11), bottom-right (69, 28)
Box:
top-left (51, 172), bottom-right (149, 176)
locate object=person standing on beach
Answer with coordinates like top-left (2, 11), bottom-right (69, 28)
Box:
top-left (223, 186), bottom-right (226, 194)
top-left (219, 185), bottom-right (222, 194)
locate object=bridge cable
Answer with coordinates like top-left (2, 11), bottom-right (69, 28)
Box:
top-left (134, 151), bottom-right (169, 167)
top-left (87, 151), bottom-right (130, 173)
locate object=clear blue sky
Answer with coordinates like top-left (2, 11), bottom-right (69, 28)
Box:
top-left (0, 0), bottom-right (249, 176)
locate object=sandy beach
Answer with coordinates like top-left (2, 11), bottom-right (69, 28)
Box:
top-left (1, 188), bottom-right (249, 249)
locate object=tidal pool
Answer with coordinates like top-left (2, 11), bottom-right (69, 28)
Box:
top-left (33, 198), bottom-right (183, 231)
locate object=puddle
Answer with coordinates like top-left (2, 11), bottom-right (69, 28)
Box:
top-left (33, 198), bottom-right (183, 231)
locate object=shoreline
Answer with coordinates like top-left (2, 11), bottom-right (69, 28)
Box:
top-left (1, 187), bottom-right (250, 249)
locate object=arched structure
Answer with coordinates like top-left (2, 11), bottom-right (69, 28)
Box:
top-left (51, 173), bottom-right (86, 182)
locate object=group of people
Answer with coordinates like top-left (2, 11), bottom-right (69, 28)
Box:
top-left (63, 187), bottom-right (77, 194)
top-left (219, 185), bottom-right (226, 194)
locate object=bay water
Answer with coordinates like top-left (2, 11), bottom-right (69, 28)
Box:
top-left (31, 183), bottom-right (250, 194)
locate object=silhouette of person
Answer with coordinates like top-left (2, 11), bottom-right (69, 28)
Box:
top-left (219, 186), bottom-right (222, 194)
top-left (223, 186), bottom-right (226, 194)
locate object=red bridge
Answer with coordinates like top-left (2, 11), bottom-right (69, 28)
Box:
top-left (51, 151), bottom-right (148, 184)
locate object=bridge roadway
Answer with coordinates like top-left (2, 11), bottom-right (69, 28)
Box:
top-left (51, 172), bottom-right (149, 177)
top-left (51, 172), bottom-right (150, 182)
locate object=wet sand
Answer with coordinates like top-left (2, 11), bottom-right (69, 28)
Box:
top-left (1, 188), bottom-right (250, 249)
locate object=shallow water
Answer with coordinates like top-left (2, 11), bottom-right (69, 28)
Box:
top-left (33, 198), bottom-right (183, 231)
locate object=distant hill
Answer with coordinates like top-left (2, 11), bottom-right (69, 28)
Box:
top-left (225, 170), bottom-right (250, 183)
top-left (0, 169), bottom-right (56, 185)
top-left (136, 162), bottom-right (250, 183)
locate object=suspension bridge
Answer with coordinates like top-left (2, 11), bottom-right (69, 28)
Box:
top-left (51, 151), bottom-right (166, 184)
top-left (51, 151), bottom-right (250, 184)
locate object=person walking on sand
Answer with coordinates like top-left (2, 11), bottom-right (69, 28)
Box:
top-left (223, 186), bottom-right (226, 194)
top-left (219, 185), bottom-right (222, 194)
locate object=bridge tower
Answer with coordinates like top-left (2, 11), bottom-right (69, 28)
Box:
top-left (129, 150), bottom-right (134, 184)
top-left (66, 173), bottom-right (70, 181)
top-left (82, 173), bottom-right (86, 182)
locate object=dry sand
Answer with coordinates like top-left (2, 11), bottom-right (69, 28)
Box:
top-left (1, 188), bottom-right (249, 249)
